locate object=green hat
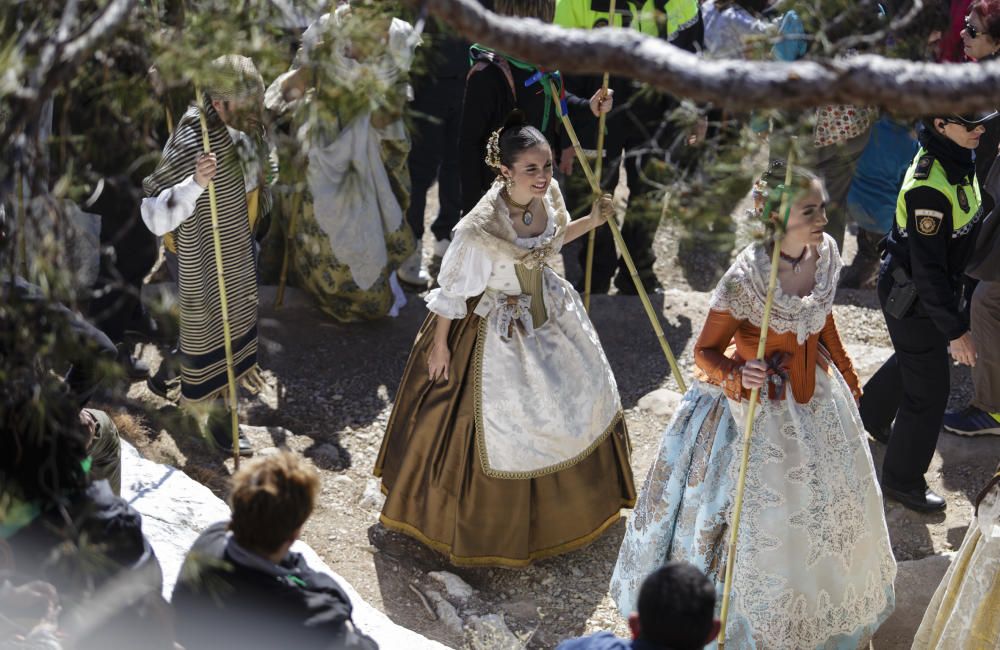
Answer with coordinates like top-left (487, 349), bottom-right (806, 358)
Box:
top-left (205, 54), bottom-right (264, 103)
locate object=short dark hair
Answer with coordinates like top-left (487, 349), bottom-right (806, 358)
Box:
top-left (973, 0), bottom-right (1000, 42)
top-left (637, 562), bottom-right (716, 649)
top-left (497, 109), bottom-right (549, 169)
top-left (228, 452), bottom-right (320, 556)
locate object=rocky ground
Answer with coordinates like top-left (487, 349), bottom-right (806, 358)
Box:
top-left (114, 181), bottom-right (1000, 649)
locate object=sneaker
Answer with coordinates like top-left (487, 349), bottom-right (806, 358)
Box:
top-left (396, 248), bottom-right (431, 288)
top-left (942, 406), bottom-right (1000, 436)
top-left (117, 345), bottom-right (150, 380)
top-left (428, 238), bottom-right (451, 283)
top-left (433, 237), bottom-right (451, 259)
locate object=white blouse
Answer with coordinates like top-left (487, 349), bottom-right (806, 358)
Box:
top-left (140, 126), bottom-right (267, 237)
top-left (425, 216), bottom-right (556, 320)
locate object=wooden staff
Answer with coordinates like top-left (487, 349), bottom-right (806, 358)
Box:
top-left (194, 86), bottom-right (241, 469)
top-left (275, 187), bottom-right (301, 308)
top-left (548, 79), bottom-right (686, 392)
top-left (716, 149), bottom-right (796, 649)
top-left (583, 0), bottom-right (617, 312)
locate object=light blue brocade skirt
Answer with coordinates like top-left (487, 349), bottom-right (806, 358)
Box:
top-left (610, 376), bottom-right (896, 649)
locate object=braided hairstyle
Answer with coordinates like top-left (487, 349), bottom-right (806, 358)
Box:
top-left (485, 110), bottom-right (549, 175)
top-left (752, 159), bottom-right (822, 231)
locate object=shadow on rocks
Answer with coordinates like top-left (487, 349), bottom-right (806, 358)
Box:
top-left (589, 293), bottom-right (693, 408)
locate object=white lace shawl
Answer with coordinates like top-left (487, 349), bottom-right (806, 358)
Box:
top-left (709, 233), bottom-right (842, 344)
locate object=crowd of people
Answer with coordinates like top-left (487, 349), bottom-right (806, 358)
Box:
top-left (3, 0), bottom-right (1000, 648)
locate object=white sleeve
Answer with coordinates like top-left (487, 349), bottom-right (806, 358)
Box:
top-left (140, 175), bottom-right (205, 236)
top-left (425, 231), bottom-right (493, 319)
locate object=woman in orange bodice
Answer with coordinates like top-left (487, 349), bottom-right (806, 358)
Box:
top-left (610, 163), bottom-right (896, 649)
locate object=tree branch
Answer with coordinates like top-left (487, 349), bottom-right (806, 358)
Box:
top-left (413, 0), bottom-right (1000, 114)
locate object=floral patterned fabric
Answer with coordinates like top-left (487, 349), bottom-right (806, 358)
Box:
top-left (814, 105), bottom-right (876, 148)
top-left (610, 247), bottom-right (896, 648)
top-left (267, 8), bottom-right (417, 322)
top-left (913, 479), bottom-right (1000, 648)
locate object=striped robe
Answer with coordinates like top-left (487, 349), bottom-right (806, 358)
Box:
top-left (143, 102), bottom-right (258, 402)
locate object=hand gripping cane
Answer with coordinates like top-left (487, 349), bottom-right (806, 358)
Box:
top-left (195, 87), bottom-right (243, 469)
top-left (716, 150), bottom-right (796, 648)
top-left (583, 0), bottom-right (616, 312)
top-left (547, 79), bottom-right (686, 392)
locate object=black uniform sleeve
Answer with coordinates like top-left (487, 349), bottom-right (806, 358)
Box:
top-left (904, 186), bottom-right (968, 340)
top-left (459, 68), bottom-right (500, 215)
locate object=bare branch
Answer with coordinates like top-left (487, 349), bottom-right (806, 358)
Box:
top-left (0, 0), bottom-right (138, 150)
top-left (413, 0), bottom-right (999, 114)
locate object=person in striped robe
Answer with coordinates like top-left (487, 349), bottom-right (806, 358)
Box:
top-left (141, 55), bottom-right (270, 456)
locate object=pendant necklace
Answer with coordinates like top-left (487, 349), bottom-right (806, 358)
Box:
top-left (779, 246), bottom-right (808, 274)
top-left (502, 189), bottom-right (534, 226)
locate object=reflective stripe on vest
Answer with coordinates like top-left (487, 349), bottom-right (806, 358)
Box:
top-left (554, 0), bottom-right (698, 39)
top-left (895, 148), bottom-right (981, 236)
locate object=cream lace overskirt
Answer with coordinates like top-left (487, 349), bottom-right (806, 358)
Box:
top-left (610, 367), bottom-right (896, 649)
top-left (914, 483), bottom-right (1000, 649)
top-left (476, 267), bottom-right (622, 478)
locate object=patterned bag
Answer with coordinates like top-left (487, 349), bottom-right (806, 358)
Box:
top-left (814, 104), bottom-right (875, 147)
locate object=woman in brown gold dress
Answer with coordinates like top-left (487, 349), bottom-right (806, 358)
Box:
top-left (374, 112), bottom-right (635, 567)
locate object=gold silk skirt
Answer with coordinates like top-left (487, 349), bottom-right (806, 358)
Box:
top-left (374, 297), bottom-right (635, 567)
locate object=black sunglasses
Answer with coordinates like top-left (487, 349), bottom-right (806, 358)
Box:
top-left (943, 118), bottom-right (984, 132)
top-left (966, 18), bottom-right (980, 39)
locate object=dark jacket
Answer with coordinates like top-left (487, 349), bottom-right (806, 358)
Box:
top-left (8, 480), bottom-right (171, 649)
top-left (968, 155), bottom-right (1000, 282)
top-left (172, 522), bottom-right (378, 650)
top-left (975, 52), bottom-right (1000, 190)
top-left (884, 126), bottom-right (983, 339)
top-left (458, 48), bottom-right (592, 214)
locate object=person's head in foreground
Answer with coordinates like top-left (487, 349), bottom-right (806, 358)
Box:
top-left (629, 562), bottom-right (720, 649)
top-left (228, 450), bottom-right (320, 561)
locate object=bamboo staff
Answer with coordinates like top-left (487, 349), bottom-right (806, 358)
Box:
top-left (275, 188), bottom-right (301, 308)
top-left (716, 150), bottom-right (796, 649)
top-left (583, 0), bottom-right (617, 312)
top-left (547, 79), bottom-right (686, 392)
top-left (194, 86), bottom-right (241, 469)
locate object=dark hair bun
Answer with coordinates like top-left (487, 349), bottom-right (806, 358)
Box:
top-left (502, 109), bottom-right (528, 131)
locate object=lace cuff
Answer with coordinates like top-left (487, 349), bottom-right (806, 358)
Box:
top-left (425, 288), bottom-right (469, 319)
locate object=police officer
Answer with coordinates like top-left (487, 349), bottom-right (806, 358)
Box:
top-left (860, 111), bottom-right (996, 512)
top-left (553, 0), bottom-right (704, 294)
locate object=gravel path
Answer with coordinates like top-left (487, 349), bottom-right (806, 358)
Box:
top-left (121, 181), bottom-right (1000, 649)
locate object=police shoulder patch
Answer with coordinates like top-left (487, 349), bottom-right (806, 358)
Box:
top-left (915, 208), bottom-right (944, 236)
top-left (913, 154), bottom-right (935, 180)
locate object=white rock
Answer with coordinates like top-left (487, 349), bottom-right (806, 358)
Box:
top-left (844, 344), bottom-right (894, 383)
top-left (428, 571), bottom-right (475, 602)
top-left (426, 590), bottom-right (464, 636)
top-left (120, 442), bottom-right (446, 649)
top-left (637, 388), bottom-right (683, 418)
top-left (359, 477), bottom-right (386, 510)
top-left (466, 614), bottom-right (521, 650)
top-left (332, 474), bottom-right (355, 487)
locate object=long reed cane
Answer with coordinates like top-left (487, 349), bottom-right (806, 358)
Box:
top-left (548, 79), bottom-right (687, 392)
top-left (583, 0), bottom-right (617, 312)
top-left (195, 87), bottom-right (242, 469)
top-left (275, 187), bottom-right (301, 308)
top-left (716, 150), bottom-right (796, 648)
